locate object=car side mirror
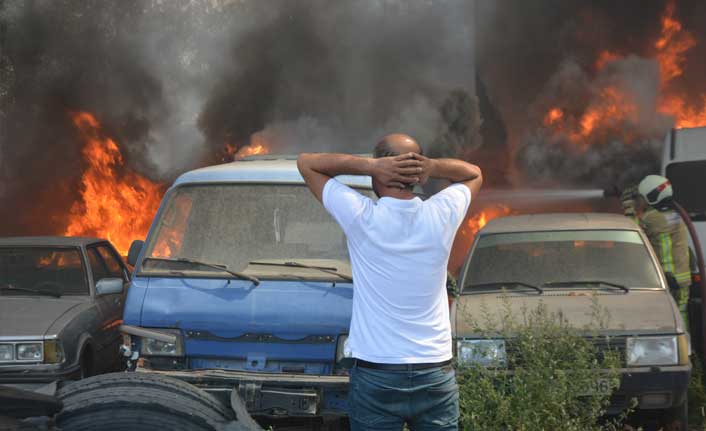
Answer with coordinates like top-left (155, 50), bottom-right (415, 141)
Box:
top-left (96, 278), bottom-right (124, 295)
top-left (127, 240), bottom-right (144, 267)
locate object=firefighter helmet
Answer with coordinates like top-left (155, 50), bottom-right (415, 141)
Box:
top-left (638, 175), bottom-right (673, 206)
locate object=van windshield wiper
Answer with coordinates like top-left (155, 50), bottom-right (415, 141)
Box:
top-left (249, 261), bottom-right (353, 282)
top-left (143, 257), bottom-right (260, 286)
top-left (542, 280), bottom-right (629, 293)
top-left (466, 281), bottom-right (543, 294)
top-left (0, 283), bottom-right (62, 298)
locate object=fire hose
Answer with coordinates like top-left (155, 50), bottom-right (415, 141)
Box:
top-left (673, 201), bottom-right (706, 361)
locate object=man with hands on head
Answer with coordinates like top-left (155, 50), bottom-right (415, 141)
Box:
top-left (297, 133), bottom-right (481, 431)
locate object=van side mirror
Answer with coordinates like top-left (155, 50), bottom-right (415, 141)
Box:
top-left (96, 278), bottom-right (124, 295)
top-left (127, 240), bottom-right (144, 267)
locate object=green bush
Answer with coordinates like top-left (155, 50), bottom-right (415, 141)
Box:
top-left (457, 297), bottom-right (630, 431)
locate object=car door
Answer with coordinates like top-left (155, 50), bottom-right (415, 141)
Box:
top-left (86, 245), bottom-right (125, 371)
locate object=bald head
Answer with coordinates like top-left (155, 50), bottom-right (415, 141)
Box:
top-left (373, 134), bottom-right (422, 159)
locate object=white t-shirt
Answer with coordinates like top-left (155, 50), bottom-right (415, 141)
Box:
top-left (323, 179), bottom-right (472, 364)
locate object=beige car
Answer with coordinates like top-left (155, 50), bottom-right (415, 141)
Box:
top-left (452, 213), bottom-right (690, 430)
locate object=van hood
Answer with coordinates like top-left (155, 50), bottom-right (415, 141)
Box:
top-left (455, 289), bottom-right (680, 337)
top-left (137, 277), bottom-right (353, 363)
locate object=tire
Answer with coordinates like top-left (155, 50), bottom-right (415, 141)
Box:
top-left (56, 372), bottom-right (236, 431)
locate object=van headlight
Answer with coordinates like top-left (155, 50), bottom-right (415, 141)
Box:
top-left (627, 336), bottom-right (679, 366)
top-left (457, 339), bottom-right (507, 367)
top-left (140, 329), bottom-right (184, 357)
top-left (336, 334), bottom-right (351, 363)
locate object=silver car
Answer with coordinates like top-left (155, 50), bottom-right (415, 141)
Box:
top-left (453, 213), bottom-right (691, 430)
top-left (0, 237), bottom-right (129, 390)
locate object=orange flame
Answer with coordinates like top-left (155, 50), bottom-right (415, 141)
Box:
top-left (653, 1), bottom-right (706, 127)
top-left (222, 133), bottom-right (271, 162)
top-left (234, 143), bottom-right (266, 160)
top-left (448, 204), bottom-right (515, 276)
top-left (465, 205), bottom-right (513, 237)
top-left (64, 112), bottom-right (165, 255)
top-left (151, 193), bottom-right (192, 258)
top-left (544, 0), bottom-right (706, 138)
top-left (595, 50), bottom-right (620, 71)
top-left (654, 1), bottom-right (695, 86)
top-left (543, 108), bottom-right (564, 126)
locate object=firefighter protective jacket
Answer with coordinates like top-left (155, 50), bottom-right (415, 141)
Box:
top-left (640, 207), bottom-right (691, 290)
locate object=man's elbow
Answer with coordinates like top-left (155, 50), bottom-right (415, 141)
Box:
top-left (297, 153), bottom-right (313, 173)
top-left (470, 164), bottom-right (482, 181)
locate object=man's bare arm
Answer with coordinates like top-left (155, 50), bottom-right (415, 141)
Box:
top-left (297, 153), bottom-right (422, 202)
top-left (415, 155), bottom-right (483, 197)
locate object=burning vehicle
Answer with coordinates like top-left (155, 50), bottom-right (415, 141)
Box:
top-left (453, 213), bottom-right (691, 430)
top-left (0, 237), bottom-right (128, 389)
top-left (111, 155), bottom-right (367, 428)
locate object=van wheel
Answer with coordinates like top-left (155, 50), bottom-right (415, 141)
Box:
top-left (56, 372), bottom-right (238, 431)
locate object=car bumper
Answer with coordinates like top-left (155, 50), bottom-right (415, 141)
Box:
top-left (135, 366), bottom-right (350, 417)
top-left (0, 363), bottom-right (80, 388)
top-left (608, 365), bottom-right (690, 414)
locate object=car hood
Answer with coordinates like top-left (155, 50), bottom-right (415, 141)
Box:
top-left (0, 297), bottom-right (86, 337)
top-left (455, 289), bottom-right (680, 337)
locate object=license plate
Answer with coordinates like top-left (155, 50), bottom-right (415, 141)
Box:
top-left (580, 378), bottom-right (613, 396)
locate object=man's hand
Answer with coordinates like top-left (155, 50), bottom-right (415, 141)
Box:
top-left (411, 153), bottom-right (482, 198)
top-left (411, 153), bottom-right (435, 185)
top-left (371, 153), bottom-right (423, 189)
top-left (298, 153), bottom-right (422, 202)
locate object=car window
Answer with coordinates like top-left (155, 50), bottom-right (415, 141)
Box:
top-left (463, 230), bottom-right (662, 291)
top-left (0, 247), bottom-right (89, 296)
top-left (97, 245), bottom-right (125, 280)
top-left (87, 248), bottom-right (111, 283)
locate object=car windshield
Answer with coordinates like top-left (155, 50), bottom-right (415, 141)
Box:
top-left (0, 247), bottom-right (88, 296)
top-left (463, 230), bottom-right (662, 291)
top-left (141, 184), bottom-right (371, 275)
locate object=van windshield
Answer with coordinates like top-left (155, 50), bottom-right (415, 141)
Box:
top-left (141, 184), bottom-right (368, 275)
top-left (463, 230), bottom-right (662, 292)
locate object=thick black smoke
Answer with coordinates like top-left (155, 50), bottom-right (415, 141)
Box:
top-left (198, 1), bottom-right (479, 161)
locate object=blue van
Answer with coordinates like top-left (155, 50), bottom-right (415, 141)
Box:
top-left (119, 155), bottom-right (371, 425)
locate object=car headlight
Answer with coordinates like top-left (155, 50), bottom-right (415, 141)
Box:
top-left (140, 329), bottom-right (184, 357)
top-left (0, 344), bottom-right (13, 361)
top-left (627, 336), bottom-right (679, 366)
top-left (16, 343), bottom-right (43, 361)
top-left (457, 339), bottom-right (507, 367)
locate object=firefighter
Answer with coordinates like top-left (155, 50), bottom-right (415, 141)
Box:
top-left (637, 175), bottom-right (691, 325)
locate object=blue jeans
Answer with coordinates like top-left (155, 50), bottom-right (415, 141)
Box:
top-left (348, 363), bottom-right (459, 430)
